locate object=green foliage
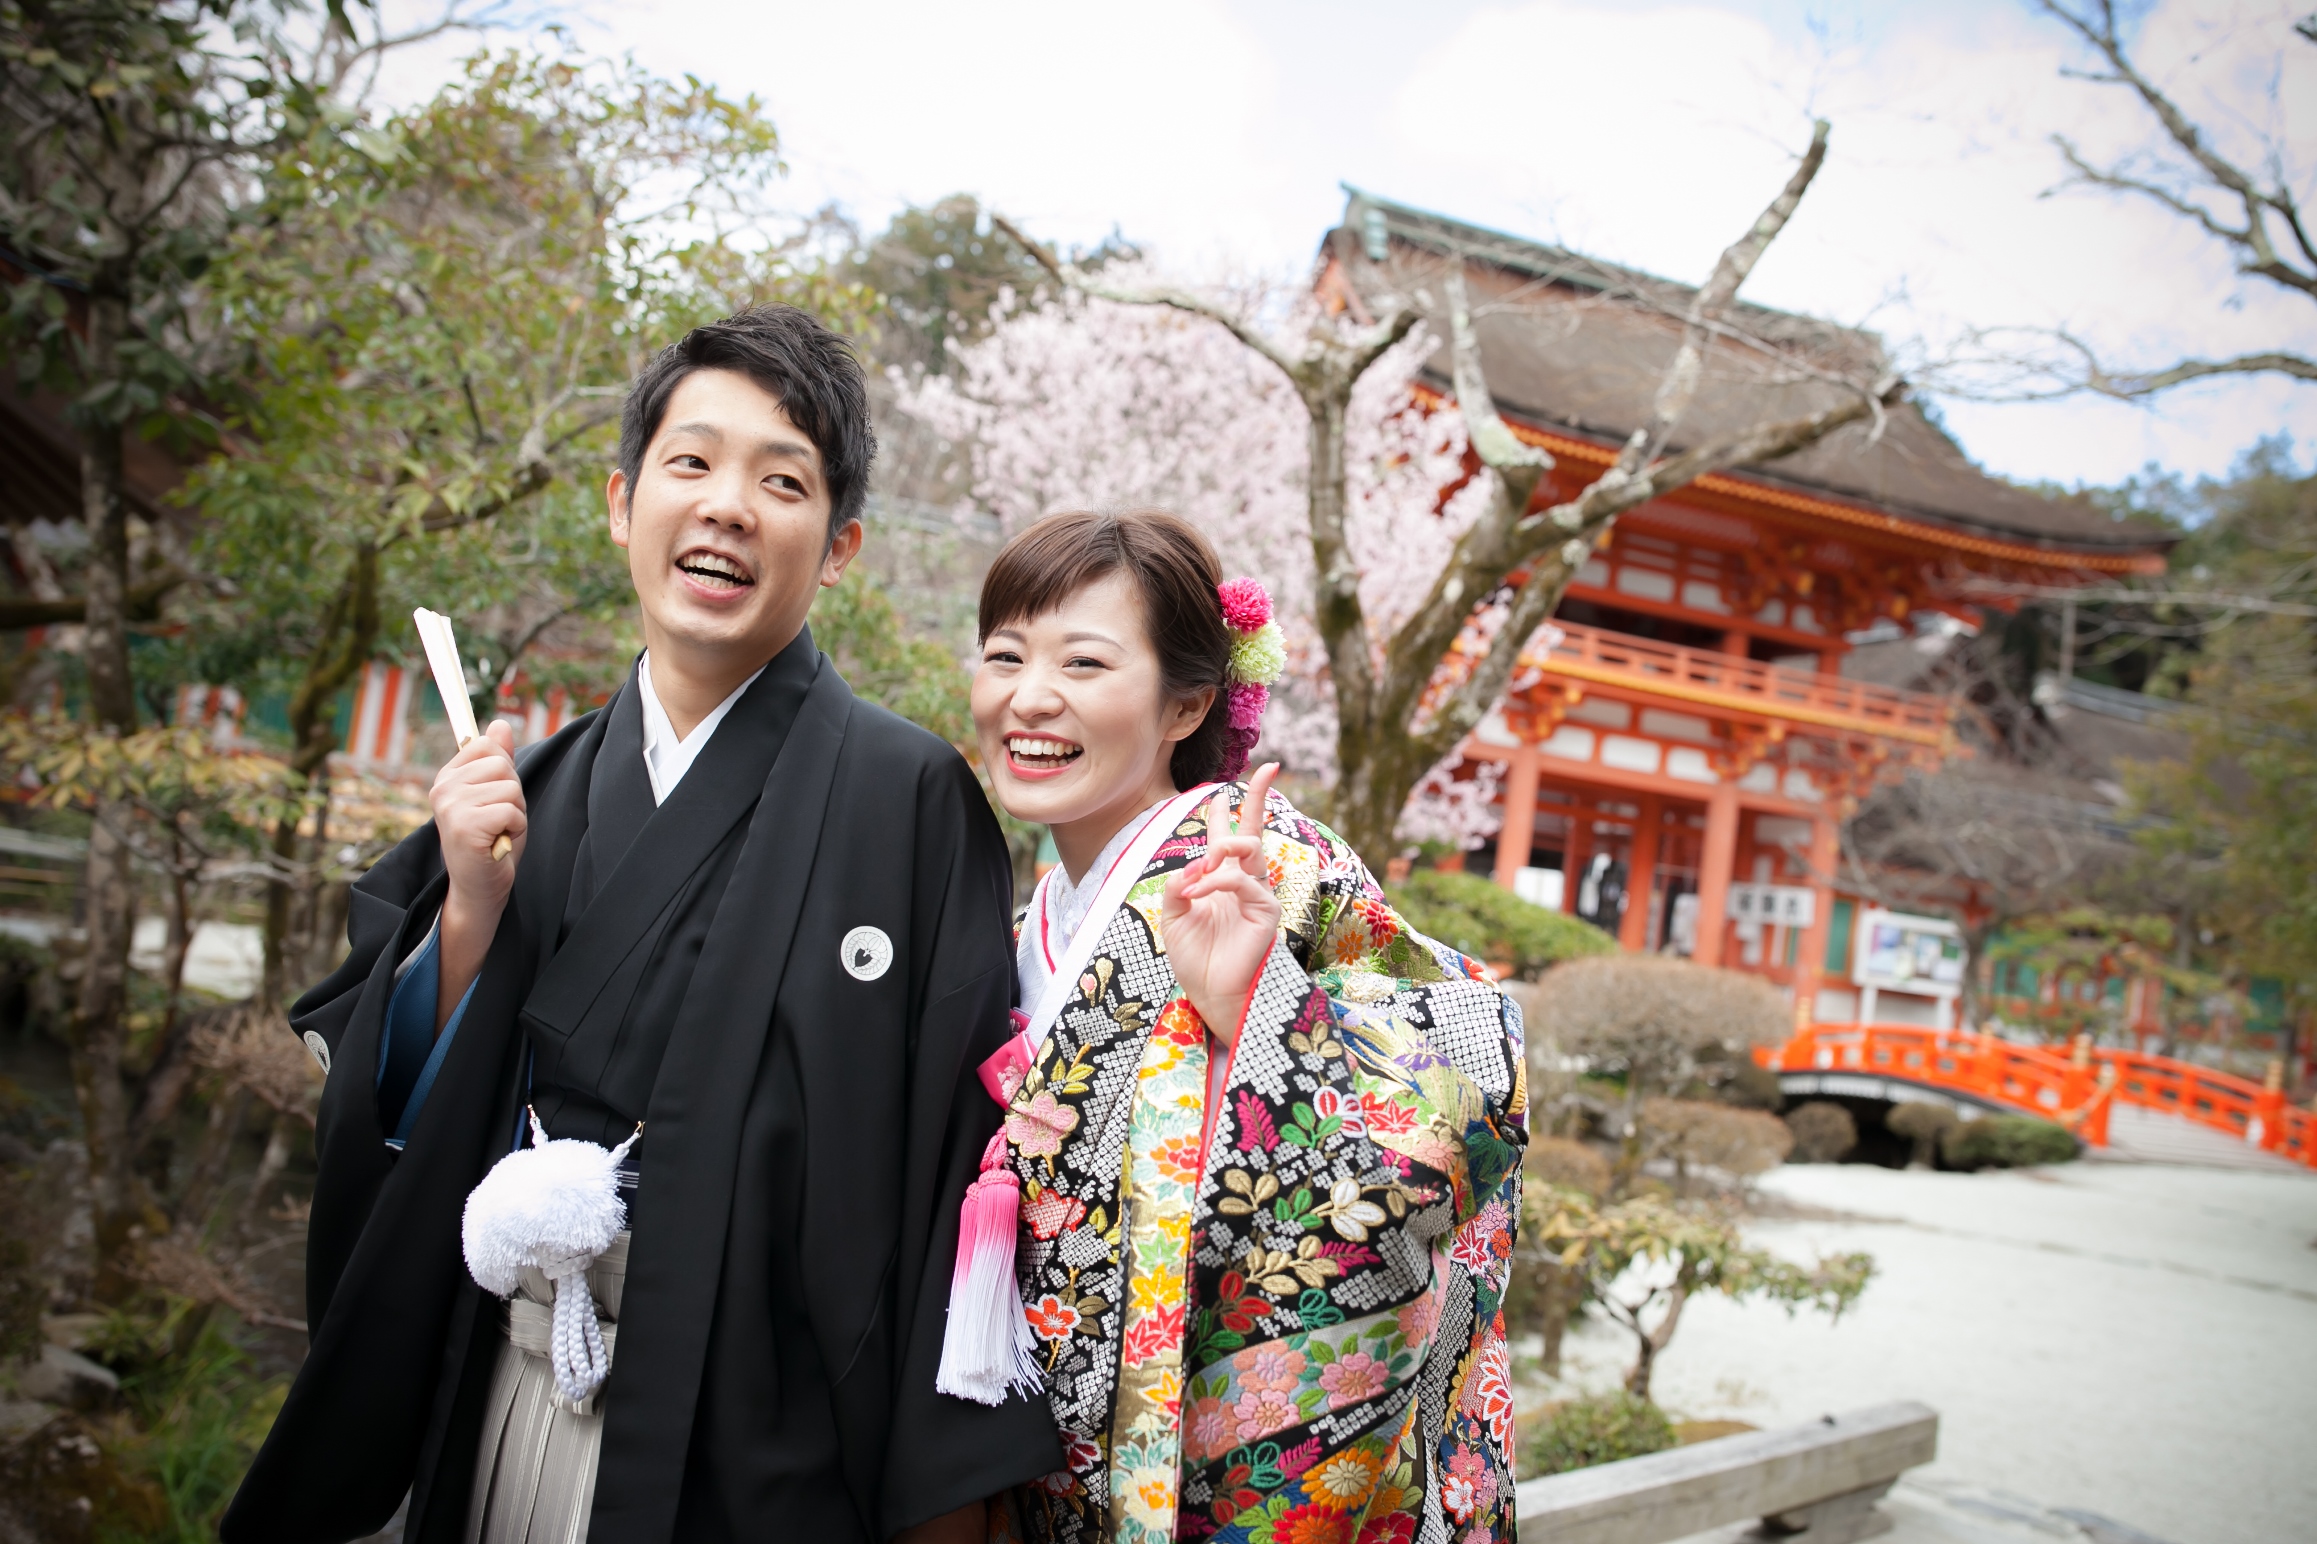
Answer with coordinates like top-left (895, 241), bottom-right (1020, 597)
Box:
top-left (0, 1165), bottom-right (43, 1363)
top-left (0, 0), bottom-right (281, 438)
top-left (1940, 1115), bottom-right (2079, 1171)
top-left (1385, 868), bottom-right (1616, 979)
top-left (188, 46), bottom-right (868, 744)
top-left (1522, 1184), bottom-right (1873, 1398)
top-left (842, 194), bottom-right (1061, 374)
top-left (1984, 907), bottom-right (2226, 1042)
top-left (94, 1306), bottom-right (286, 1543)
top-left (1516, 1390), bottom-right (1676, 1479)
top-left (1783, 1101), bottom-right (1858, 1163)
top-left (2118, 444), bottom-right (2317, 1008)
top-left (809, 569), bottom-right (971, 745)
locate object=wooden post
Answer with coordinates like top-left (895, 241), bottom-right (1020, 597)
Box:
top-left (2255, 1059), bottom-right (2288, 1152)
top-left (1694, 781), bottom-right (1740, 966)
top-left (1562, 797), bottom-right (1592, 916)
top-left (1619, 796), bottom-right (1660, 952)
top-left (2084, 1063), bottom-right (2116, 1147)
top-left (1494, 746), bottom-right (1539, 891)
top-left (2061, 1032), bottom-right (2093, 1114)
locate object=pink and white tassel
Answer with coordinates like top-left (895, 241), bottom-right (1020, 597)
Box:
top-left (934, 1130), bottom-right (1040, 1405)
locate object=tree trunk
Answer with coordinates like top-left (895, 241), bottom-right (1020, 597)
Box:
top-left (67, 289), bottom-right (153, 1301)
top-left (1624, 1282), bottom-right (1690, 1400)
top-left (160, 837), bottom-right (192, 1031)
top-left (262, 546), bottom-right (378, 1008)
top-left (173, 1085), bottom-right (250, 1234)
top-left (239, 1111), bottom-right (296, 1231)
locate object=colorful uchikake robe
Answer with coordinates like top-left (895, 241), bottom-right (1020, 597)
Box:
top-left (989, 786), bottom-right (1527, 1544)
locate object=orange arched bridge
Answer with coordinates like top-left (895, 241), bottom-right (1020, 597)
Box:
top-left (1756, 1022), bottom-right (2317, 1170)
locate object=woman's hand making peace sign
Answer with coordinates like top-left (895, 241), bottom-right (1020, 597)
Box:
top-left (1160, 762), bottom-right (1283, 1049)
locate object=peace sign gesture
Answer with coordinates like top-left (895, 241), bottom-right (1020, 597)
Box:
top-left (1161, 762), bottom-right (1283, 1050)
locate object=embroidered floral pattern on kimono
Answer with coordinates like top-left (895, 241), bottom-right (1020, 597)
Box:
top-left (990, 788), bottom-right (1526, 1544)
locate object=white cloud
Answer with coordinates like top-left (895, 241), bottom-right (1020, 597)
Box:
top-left (361, 0), bottom-right (2317, 488)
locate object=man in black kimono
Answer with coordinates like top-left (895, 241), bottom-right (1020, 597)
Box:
top-left (224, 305), bottom-right (1058, 1544)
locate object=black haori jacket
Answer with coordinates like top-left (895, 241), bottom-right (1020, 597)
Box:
top-left (223, 641), bottom-right (1060, 1543)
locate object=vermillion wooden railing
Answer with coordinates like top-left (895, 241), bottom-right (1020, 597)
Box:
top-left (1758, 1024), bottom-right (2316, 1167)
top-left (1523, 622), bottom-right (1954, 747)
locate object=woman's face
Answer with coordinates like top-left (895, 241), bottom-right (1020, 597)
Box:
top-left (973, 570), bottom-right (1212, 844)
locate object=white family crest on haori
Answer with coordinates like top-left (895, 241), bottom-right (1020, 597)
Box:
top-left (841, 925), bottom-right (894, 982)
top-left (462, 1111), bottom-right (641, 1408)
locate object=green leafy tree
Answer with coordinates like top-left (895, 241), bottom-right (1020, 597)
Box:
top-left (1984, 907), bottom-right (2228, 1044)
top-left (808, 567), bottom-right (971, 746)
top-left (190, 49), bottom-right (860, 1000)
top-left (2122, 451), bottom-right (2317, 1033)
top-left (0, 0), bottom-right (293, 1300)
top-left (843, 194), bottom-right (1062, 376)
top-left (1522, 1185), bottom-right (1872, 1399)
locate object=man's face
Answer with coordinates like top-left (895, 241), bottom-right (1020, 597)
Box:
top-left (607, 368), bottom-right (860, 668)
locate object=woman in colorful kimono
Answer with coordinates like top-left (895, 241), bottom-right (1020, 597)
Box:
top-left (938, 509), bottom-right (1527, 1544)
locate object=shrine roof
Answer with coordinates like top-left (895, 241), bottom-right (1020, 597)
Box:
top-left (1334, 190), bottom-right (2173, 561)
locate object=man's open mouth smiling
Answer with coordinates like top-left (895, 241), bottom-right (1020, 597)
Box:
top-left (676, 548), bottom-right (756, 593)
top-left (1006, 734), bottom-right (1083, 772)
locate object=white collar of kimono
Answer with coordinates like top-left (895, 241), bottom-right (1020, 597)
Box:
top-left (1016, 782), bottom-right (1215, 1041)
top-left (635, 650), bottom-right (766, 806)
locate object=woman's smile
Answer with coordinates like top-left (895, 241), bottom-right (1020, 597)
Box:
top-left (1003, 734), bottom-right (1085, 776)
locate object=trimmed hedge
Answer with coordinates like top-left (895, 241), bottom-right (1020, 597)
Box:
top-left (1386, 869), bottom-right (1618, 980)
top-left (1941, 1114), bottom-right (2080, 1170)
top-left (1516, 1389), bottom-right (1677, 1479)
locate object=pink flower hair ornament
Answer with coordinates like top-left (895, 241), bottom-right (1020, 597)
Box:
top-left (1217, 578), bottom-right (1285, 780)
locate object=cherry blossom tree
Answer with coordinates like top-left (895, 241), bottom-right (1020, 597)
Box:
top-left (924, 125), bottom-right (1899, 862)
top-left (901, 282), bottom-right (1489, 793)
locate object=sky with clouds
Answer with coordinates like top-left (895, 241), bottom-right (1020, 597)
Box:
top-left (386, 0), bottom-right (2316, 492)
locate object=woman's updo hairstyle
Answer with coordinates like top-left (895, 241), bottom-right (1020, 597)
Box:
top-left (978, 509), bottom-right (1235, 789)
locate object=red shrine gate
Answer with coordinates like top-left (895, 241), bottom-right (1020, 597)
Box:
top-left (1333, 192), bottom-right (2174, 1029)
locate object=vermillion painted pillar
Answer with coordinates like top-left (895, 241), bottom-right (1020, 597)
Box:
top-left (1619, 797), bottom-right (1661, 951)
top-left (1561, 798), bottom-right (1591, 916)
top-left (1493, 747), bottom-right (1540, 891)
top-left (1790, 811), bottom-right (1840, 1025)
top-left (1694, 780), bottom-right (1740, 966)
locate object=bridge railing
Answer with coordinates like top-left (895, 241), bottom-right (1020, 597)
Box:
top-left (1759, 1022), bottom-right (2315, 1168)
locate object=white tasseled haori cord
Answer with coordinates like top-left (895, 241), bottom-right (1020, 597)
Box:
top-left (462, 1110), bottom-right (642, 1409)
top-left (935, 782), bottom-right (1217, 1406)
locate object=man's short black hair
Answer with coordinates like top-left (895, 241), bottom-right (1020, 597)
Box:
top-left (618, 303), bottom-right (876, 539)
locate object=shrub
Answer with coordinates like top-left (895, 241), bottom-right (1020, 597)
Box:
top-left (1534, 956), bottom-right (1791, 1100)
top-left (1784, 1101), bottom-right (1858, 1163)
top-left (1885, 1102), bottom-right (1959, 1168)
top-left (1516, 1390), bottom-right (1676, 1478)
top-left (1520, 1187), bottom-right (1873, 1398)
top-left (1639, 1098), bottom-right (1794, 1184)
top-left (1387, 869), bottom-right (1617, 980)
top-left (1941, 1115), bottom-right (2079, 1170)
top-left (1526, 1136), bottom-right (1611, 1199)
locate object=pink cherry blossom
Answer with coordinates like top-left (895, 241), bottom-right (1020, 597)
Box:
top-left (1233, 1387), bottom-right (1298, 1438)
top-left (896, 279), bottom-right (1527, 801)
top-left (1316, 1350), bottom-right (1388, 1408)
top-left (1232, 1344), bottom-right (1307, 1392)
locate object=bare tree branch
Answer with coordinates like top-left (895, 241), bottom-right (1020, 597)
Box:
top-left (1443, 265), bottom-right (1551, 475)
top-left (2089, 349), bottom-right (2317, 397)
top-left (1632, 118), bottom-right (1832, 469)
top-left (989, 212), bottom-right (1301, 379)
top-left (2010, 1), bottom-right (2317, 398)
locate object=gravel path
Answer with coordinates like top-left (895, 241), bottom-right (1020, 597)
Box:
top-left (1541, 1161), bottom-right (2317, 1544)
